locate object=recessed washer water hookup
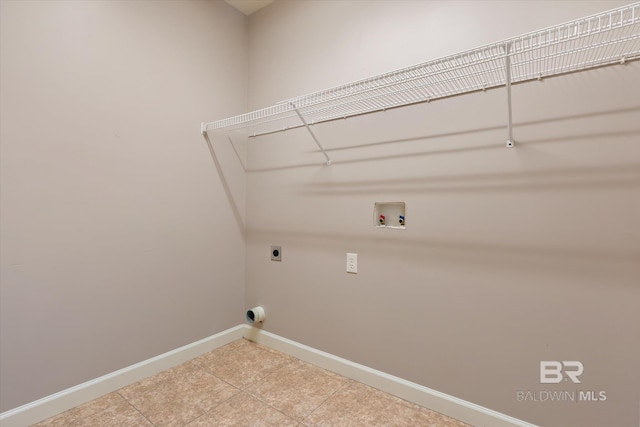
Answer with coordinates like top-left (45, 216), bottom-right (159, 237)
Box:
top-left (373, 202), bottom-right (406, 229)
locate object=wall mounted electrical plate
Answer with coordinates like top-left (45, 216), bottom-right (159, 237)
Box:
top-left (373, 202), bottom-right (406, 229)
top-left (346, 253), bottom-right (358, 274)
top-left (270, 245), bottom-right (282, 261)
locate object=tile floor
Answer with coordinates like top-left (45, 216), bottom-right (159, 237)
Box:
top-left (33, 339), bottom-right (470, 426)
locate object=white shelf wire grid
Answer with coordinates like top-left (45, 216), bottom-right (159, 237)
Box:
top-left (204, 2), bottom-right (640, 138)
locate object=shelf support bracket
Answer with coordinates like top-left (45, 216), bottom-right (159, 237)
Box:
top-left (227, 135), bottom-right (247, 171)
top-left (504, 43), bottom-right (515, 148)
top-left (291, 103), bottom-right (332, 166)
top-left (199, 128), bottom-right (245, 230)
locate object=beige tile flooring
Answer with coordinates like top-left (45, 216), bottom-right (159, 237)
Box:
top-left (33, 339), bottom-right (470, 426)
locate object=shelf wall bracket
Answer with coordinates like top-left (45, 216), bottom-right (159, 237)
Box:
top-left (199, 128), bottom-right (245, 230)
top-left (227, 135), bottom-right (247, 171)
top-left (290, 103), bottom-right (332, 166)
top-left (504, 42), bottom-right (515, 148)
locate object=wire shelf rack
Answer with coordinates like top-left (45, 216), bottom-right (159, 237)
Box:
top-left (203, 2), bottom-right (640, 144)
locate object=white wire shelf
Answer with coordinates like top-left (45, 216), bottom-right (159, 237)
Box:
top-left (203, 2), bottom-right (640, 145)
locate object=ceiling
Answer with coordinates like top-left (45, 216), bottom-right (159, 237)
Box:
top-left (224, 0), bottom-right (275, 16)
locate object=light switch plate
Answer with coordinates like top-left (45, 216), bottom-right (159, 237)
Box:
top-left (346, 253), bottom-right (357, 274)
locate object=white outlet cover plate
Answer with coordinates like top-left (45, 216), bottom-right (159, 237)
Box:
top-left (346, 253), bottom-right (358, 274)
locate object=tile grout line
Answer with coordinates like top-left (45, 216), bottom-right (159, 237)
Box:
top-left (173, 358), bottom-right (245, 426)
top-left (238, 352), bottom-right (353, 425)
top-left (181, 344), bottom-right (281, 426)
top-left (110, 353), bottom-right (244, 427)
top-left (300, 377), bottom-right (353, 425)
top-left (180, 389), bottom-right (244, 426)
top-left (198, 338), bottom-right (338, 426)
top-left (115, 390), bottom-right (156, 427)
top-left (235, 353), bottom-right (302, 424)
top-left (240, 390), bottom-right (300, 425)
top-left (186, 341), bottom-right (300, 425)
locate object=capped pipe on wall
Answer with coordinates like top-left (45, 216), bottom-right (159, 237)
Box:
top-left (246, 306), bottom-right (265, 324)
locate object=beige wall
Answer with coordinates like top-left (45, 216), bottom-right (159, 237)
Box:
top-left (2, 1), bottom-right (639, 425)
top-left (245, 2), bottom-right (640, 427)
top-left (0, 0), bottom-right (247, 411)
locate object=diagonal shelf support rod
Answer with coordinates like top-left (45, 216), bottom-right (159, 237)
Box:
top-left (291, 103), bottom-right (332, 166)
top-left (227, 135), bottom-right (247, 171)
top-left (505, 42), bottom-right (515, 148)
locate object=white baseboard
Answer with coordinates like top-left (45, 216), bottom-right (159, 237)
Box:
top-left (243, 326), bottom-right (538, 427)
top-left (0, 325), bottom-right (245, 427)
top-left (1, 324), bottom-right (536, 427)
